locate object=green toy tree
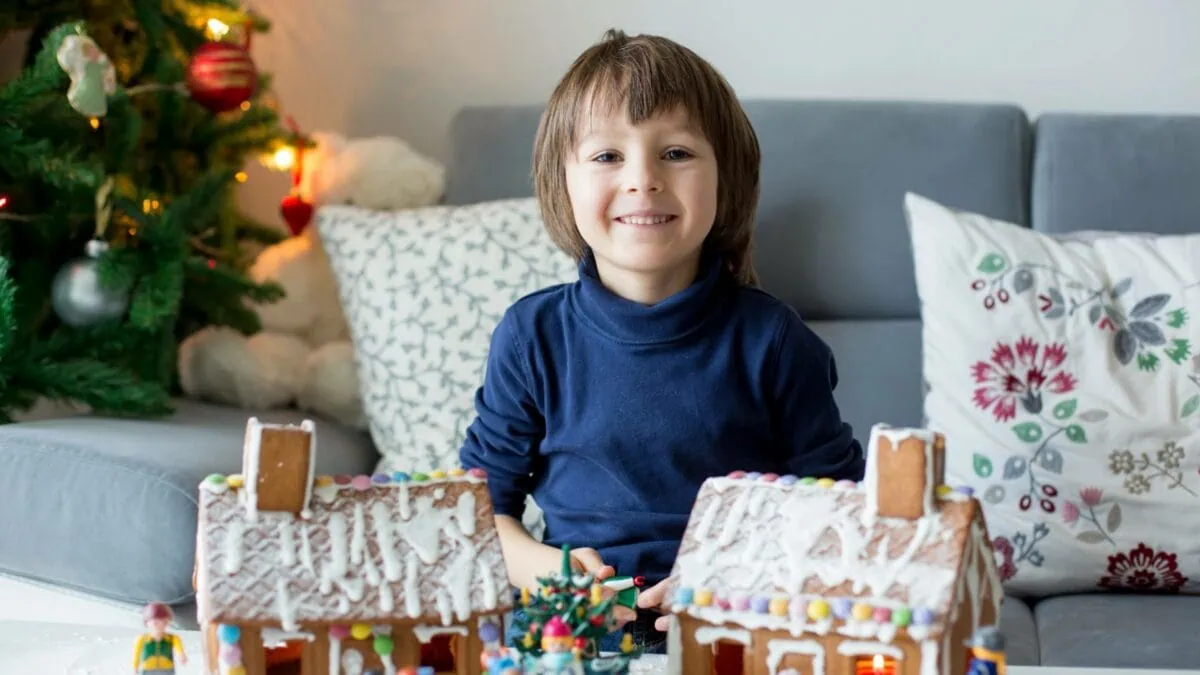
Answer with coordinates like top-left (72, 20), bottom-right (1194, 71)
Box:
top-left (0, 1), bottom-right (288, 422)
top-left (508, 544), bottom-right (643, 672)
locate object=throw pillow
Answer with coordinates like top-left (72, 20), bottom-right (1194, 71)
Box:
top-left (905, 192), bottom-right (1200, 597)
top-left (317, 196), bottom-right (577, 474)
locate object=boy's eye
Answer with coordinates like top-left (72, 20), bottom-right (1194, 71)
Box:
top-left (591, 151), bottom-right (620, 163)
top-left (664, 148), bottom-right (692, 161)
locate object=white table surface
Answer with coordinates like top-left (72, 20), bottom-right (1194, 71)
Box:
top-left (1, 620), bottom-right (1196, 675)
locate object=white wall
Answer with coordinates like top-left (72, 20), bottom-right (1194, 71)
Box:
top-left (7, 0), bottom-right (1200, 227)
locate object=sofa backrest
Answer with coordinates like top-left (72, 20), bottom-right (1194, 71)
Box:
top-left (442, 100), bottom-right (1200, 446)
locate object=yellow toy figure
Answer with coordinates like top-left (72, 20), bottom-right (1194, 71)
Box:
top-left (965, 626), bottom-right (1007, 675)
top-left (132, 602), bottom-right (188, 674)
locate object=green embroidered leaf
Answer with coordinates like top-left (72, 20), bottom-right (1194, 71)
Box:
top-left (1012, 422), bottom-right (1043, 443)
top-left (1107, 503), bottom-right (1122, 532)
top-left (1137, 352), bottom-right (1160, 372)
top-left (1066, 424), bottom-right (1088, 443)
top-left (1052, 398), bottom-right (1078, 420)
top-left (1130, 321), bottom-right (1166, 346)
top-left (1182, 395), bottom-right (1200, 419)
top-left (973, 453), bottom-right (994, 478)
top-left (1167, 308), bottom-right (1189, 329)
top-left (1077, 531), bottom-right (1107, 544)
top-left (977, 253), bottom-right (1007, 274)
top-left (1166, 338), bottom-right (1191, 365)
top-left (1112, 277), bottom-right (1133, 297)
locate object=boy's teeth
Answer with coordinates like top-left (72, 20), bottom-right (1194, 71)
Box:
top-left (619, 215), bottom-right (673, 225)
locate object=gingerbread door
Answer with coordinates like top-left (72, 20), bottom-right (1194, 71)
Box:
top-left (874, 436), bottom-right (929, 519)
top-left (758, 640), bottom-right (825, 675)
top-left (253, 427), bottom-right (313, 514)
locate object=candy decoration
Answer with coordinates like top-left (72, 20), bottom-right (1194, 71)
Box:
top-left (779, 475), bottom-right (798, 485)
top-left (206, 474), bottom-right (226, 485)
top-left (217, 624), bottom-right (240, 643)
top-left (374, 635), bottom-right (394, 656)
top-left (351, 475), bottom-right (372, 490)
top-left (430, 469), bottom-right (447, 479)
top-left (955, 485), bottom-right (976, 497)
top-left (760, 473), bottom-right (779, 483)
top-left (450, 468), bottom-right (466, 477)
top-left (746, 472), bottom-right (762, 480)
top-left (329, 624), bottom-right (350, 640)
top-left (479, 621), bottom-right (500, 643)
top-left (835, 479), bottom-right (857, 490)
top-left (768, 597), bottom-right (788, 617)
top-left (185, 41), bottom-right (257, 113)
top-left (412, 472), bottom-right (429, 481)
top-left (750, 596), bottom-right (770, 614)
top-left (221, 644), bottom-right (243, 664)
top-left (315, 475), bottom-right (333, 486)
top-left (913, 608), bottom-right (934, 625)
top-left (467, 468), bottom-right (487, 479)
top-left (392, 471), bottom-right (410, 482)
top-left (816, 477), bottom-right (836, 488)
top-left (694, 588), bottom-right (713, 607)
top-left (832, 598), bottom-right (853, 619)
top-left (334, 474), bottom-right (352, 486)
top-left (727, 470), bottom-right (746, 479)
top-left (807, 599), bottom-right (830, 620)
top-left (800, 477), bottom-right (817, 485)
top-left (226, 475), bottom-right (244, 488)
top-left (350, 623), bottom-right (372, 640)
top-left (936, 485), bottom-right (953, 497)
top-left (732, 594), bottom-right (750, 612)
top-left (227, 667), bottom-right (247, 675)
top-left (851, 602), bottom-right (873, 622)
top-left (674, 587), bottom-right (694, 605)
top-left (873, 607), bottom-right (892, 623)
top-left (372, 473), bottom-right (390, 484)
top-left (892, 607), bottom-right (912, 626)
top-left (789, 598), bottom-right (808, 619)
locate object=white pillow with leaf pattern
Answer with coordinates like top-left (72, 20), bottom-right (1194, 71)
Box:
top-left (907, 192), bottom-right (1200, 596)
top-left (318, 197), bottom-right (577, 538)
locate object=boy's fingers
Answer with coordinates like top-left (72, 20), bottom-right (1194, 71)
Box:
top-left (613, 606), bottom-right (637, 626)
top-left (570, 547), bottom-right (605, 573)
top-left (654, 615), bottom-right (670, 632)
top-left (636, 579), bottom-right (668, 608)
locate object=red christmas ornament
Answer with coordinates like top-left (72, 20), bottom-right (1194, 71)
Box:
top-left (186, 41), bottom-right (257, 113)
top-left (280, 192), bottom-right (313, 236)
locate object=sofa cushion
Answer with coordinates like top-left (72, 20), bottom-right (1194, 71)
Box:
top-left (1034, 594), bottom-right (1200, 667)
top-left (907, 192), bottom-right (1200, 597)
top-left (0, 400), bottom-right (376, 607)
top-left (1001, 595), bottom-right (1040, 666)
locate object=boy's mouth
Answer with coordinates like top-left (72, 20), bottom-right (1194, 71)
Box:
top-left (614, 214), bottom-right (677, 226)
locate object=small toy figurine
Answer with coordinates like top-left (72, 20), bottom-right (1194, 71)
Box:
top-left (132, 602), bottom-right (188, 674)
top-left (965, 625), bottom-right (1007, 675)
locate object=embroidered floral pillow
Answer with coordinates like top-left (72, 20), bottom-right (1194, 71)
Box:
top-left (905, 192), bottom-right (1200, 597)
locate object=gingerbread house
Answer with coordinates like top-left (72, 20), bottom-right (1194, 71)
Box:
top-left (662, 424), bottom-right (1003, 675)
top-left (195, 417), bottom-right (513, 675)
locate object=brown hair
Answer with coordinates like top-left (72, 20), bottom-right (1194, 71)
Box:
top-left (532, 29), bottom-right (761, 286)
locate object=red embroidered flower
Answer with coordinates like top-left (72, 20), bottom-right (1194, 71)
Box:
top-left (1079, 487), bottom-right (1104, 507)
top-left (971, 337), bottom-right (1078, 421)
top-left (1098, 543), bottom-right (1187, 592)
top-left (992, 536), bottom-right (1017, 582)
top-left (1062, 501), bottom-right (1080, 525)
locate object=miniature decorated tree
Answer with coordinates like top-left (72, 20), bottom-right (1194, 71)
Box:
top-left (506, 544), bottom-right (643, 673)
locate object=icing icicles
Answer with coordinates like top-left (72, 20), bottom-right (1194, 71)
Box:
top-left (223, 522), bottom-right (244, 574)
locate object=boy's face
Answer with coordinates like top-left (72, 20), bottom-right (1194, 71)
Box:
top-left (565, 104), bottom-right (718, 298)
top-left (147, 618), bottom-right (169, 636)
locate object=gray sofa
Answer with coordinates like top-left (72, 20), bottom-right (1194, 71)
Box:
top-left (3, 99), bottom-right (1200, 669)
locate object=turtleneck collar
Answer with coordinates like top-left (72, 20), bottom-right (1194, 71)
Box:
top-left (568, 247), bottom-right (731, 344)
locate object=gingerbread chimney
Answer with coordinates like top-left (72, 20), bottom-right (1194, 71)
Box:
top-left (861, 423), bottom-right (946, 523)
top-left (242, 417), bottom-right (317, 520)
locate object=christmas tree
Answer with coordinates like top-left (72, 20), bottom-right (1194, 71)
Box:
top-left (503, 545), bottom-right (643, 674)
top-left (0, 1), bottom-right (290, 421)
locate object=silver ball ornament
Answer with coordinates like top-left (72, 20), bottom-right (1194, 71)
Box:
top-left (51, 240), bottom-right (129, 327)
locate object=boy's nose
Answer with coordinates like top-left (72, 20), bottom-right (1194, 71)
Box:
top-left (622, 162), bottom-right (664, 193)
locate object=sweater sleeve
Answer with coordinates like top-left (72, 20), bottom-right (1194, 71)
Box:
top-left (458, 310), bottom-right (545, 519)
top-left (770, 309), bottom-right (865, 482)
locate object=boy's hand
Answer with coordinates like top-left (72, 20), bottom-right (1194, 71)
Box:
top-left (636, 579), bottom-right (672, 632)
top-left (570, 548), bottom-right (636, 627)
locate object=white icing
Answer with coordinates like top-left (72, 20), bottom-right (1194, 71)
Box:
top-left (479, 559), bottom-right (498, 609)
top-left (243, 417), bottom-right (262, 522)
top-left (835, 640), bottom-right (903, 659)
top-left (351, 502), bottom-right (367, 565)
top-left (672, 484), bottom-right (955, 633)
top-left (300, 523), bottom-right (316, 574)
top-left (666, 615), bottom-right (683, 675)
top-left (441, 520), bottom-right (480, 622)
top-left (314, 482), bottom-right (340, 504)
top-left (370, 502), bottom-right (401, 581)
top-left (341, 647), bottom-right (363, 675)
top-left (394, 495), bottom-right (450, 564)
top-left (921, 639), bottom-right (940, 675)
top-left (457, 490), bottom-right (477, 536)
top-left (329, 637), bottom-right (342, 675)
top-left (906, 624), bottom-right (933, 641)
top-left (379, 581), bottom-right (394, 613)
top-left (765, 639), bottom-right (825, 675)
top-left (398, 481), bottom-right (411, 519)
top-left (434, 487), bottom-right (445, 500)
top-left (328, 513), bottom-right (349, 577)
top-left (261, 629), bottom-right (314, 647)
top-left (223, 522), bottom-right (244, 574)
top-left (404, 552), bottom-right (421, 618)
top-left (279, 519), bottom-right (296, 566)
top-left (276, 578), bottom-right (303, 631)
top-left (436, 590), bottom-right (452, 625)
top-left (412, 624), bottom-right (468, 643)
top-left (300, 419), bottom-right (317, 518)
top-left (694, 626), bottom-right (751, 645)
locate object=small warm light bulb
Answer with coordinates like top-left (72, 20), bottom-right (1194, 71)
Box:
top-left (273, 146), bottom-right (296, 171)
top-left (142, 198), bottom-right (152, 213)
top-left (89, 117), bottom-right (100, 129)
top-left (240, 101), bottom-right (251, 112)
top-left (235, 171), bottom-right (248, 183)
top-left (206, 18), bottom-right (230, 40)
top-left (0, 195), bottom-right (8, 208)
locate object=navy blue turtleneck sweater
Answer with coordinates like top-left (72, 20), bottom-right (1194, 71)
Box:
top-left (459, 251), bottom-right (864, 586)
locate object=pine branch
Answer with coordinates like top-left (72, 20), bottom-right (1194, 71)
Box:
top-left (0, 21), bottom-right (75, 118)
top-left (12, 356), bottom-right (172, 416)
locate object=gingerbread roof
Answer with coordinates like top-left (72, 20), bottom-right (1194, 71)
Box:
top-left (664, 472), bottom-right (999, 643)
top-left (196, 468), bottom-right (512, 631)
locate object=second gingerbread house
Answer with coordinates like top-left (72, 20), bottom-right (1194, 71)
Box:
top-left (662, 424), bottom-right (1003, 675)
